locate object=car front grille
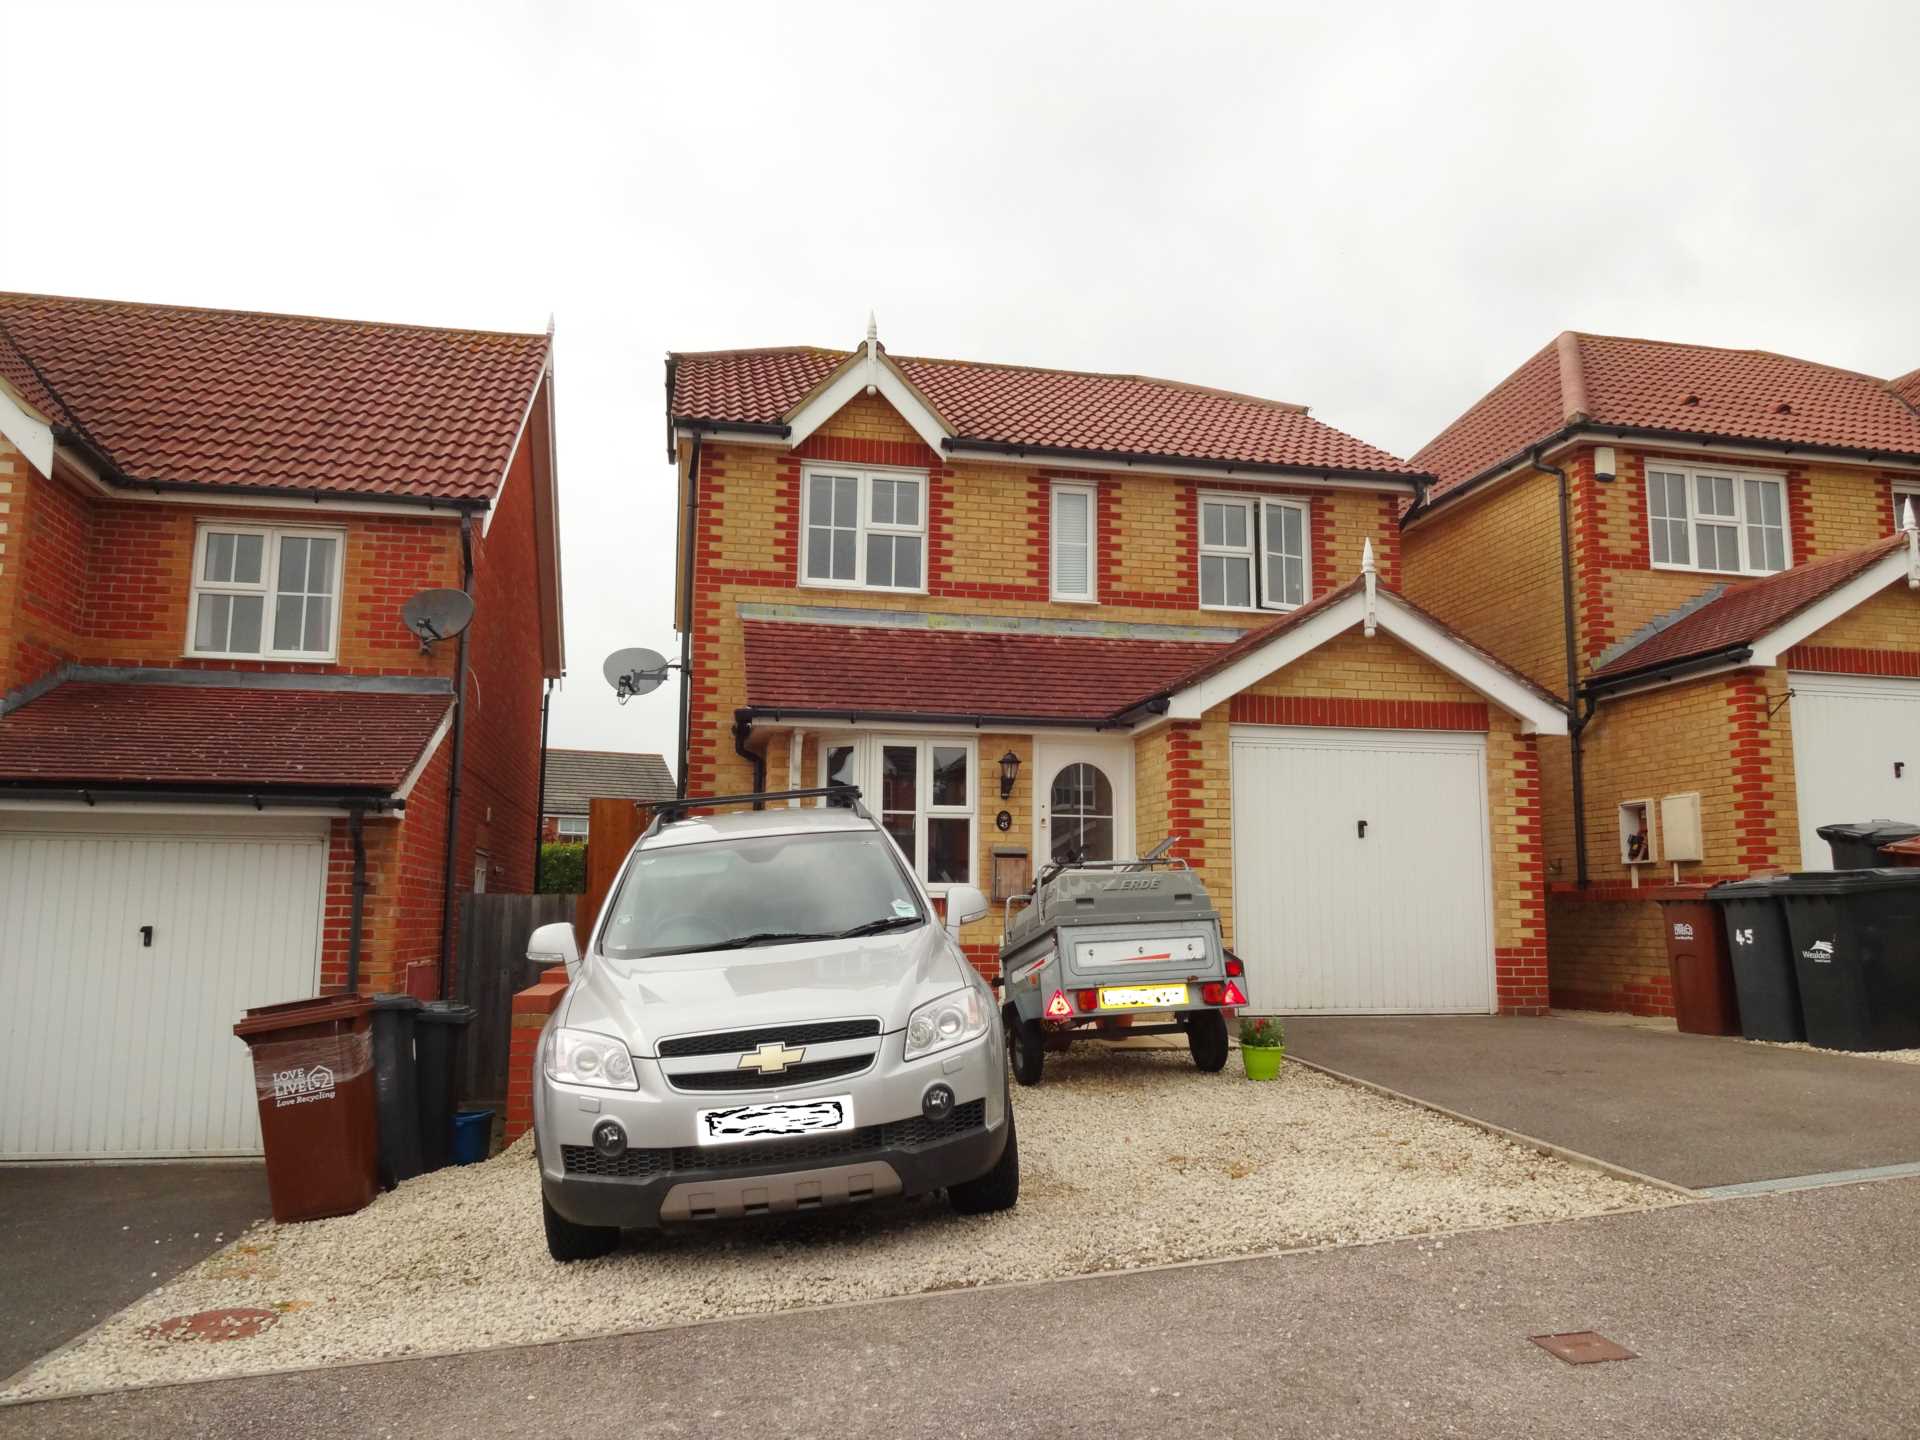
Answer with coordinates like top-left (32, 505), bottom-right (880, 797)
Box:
top-left (657, 1018), bottom-right (882, 1059)
top-left (666, 1054), bottom-right (873, 1092)
top-left (557, 1100), bottom-right (987, 1180)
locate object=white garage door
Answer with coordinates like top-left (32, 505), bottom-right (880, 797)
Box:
top-left (1790, 674), bottom-right (1920, 869)
top-left (0, 816), bottom-right (327, 1159)
top-left (1230, 726), bottom-right (1494, 1014)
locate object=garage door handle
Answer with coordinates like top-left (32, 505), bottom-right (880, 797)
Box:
top-left (1357, 820), bottom-right (1368, 839)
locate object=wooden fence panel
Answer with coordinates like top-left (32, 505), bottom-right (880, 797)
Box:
top-left (459, 891), bottom-right (579, 1106)
top-left (575, 798), bottom-right (651, 943)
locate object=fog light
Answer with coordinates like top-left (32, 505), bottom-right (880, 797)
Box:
top-left (591, 1118), bottom-right (627, 1159)
top-left (922, 1083), bottom-right (955, 1120)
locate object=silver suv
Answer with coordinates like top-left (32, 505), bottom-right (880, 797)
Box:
top-left (526, 788), bottom-right (1019, 1261)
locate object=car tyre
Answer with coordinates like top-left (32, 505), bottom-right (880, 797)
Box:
top-left (949, 1104), bottom-right (1020, 1215)
top-left (1186, 1010), bottom-right (1229, 1072)
top-left (543, 1192), bottom-right (619, 1262)
top-left (1006, 1007), bottom-right (1045, 1086)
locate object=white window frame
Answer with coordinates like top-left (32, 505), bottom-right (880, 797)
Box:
top-left (1050, 482), bottom-right (1098, 603)
top-left (1892, 483), bottom-right (1920, 532)
top-left (186, 522), bottom-right (346, 662)
top-left (799, 463), bottom-right (929, 594)
top-left (817, 734), bottom-right (977, 891)
top-left (551, 815), bottom-right (588, 841)
top-left (1642, 463), bottom-right (1791, 577)
top-left (1198, 492), bottom-right (1311, 612)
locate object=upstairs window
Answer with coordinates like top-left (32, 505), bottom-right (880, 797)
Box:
top-left (801, 465), bottom-right (926, 592)
top-left (1198, 494), bottom-right (1311, 610)
top-left (1050, 483), bottom-right (1097, 602)
top-left (188, 524), bottom-right (342, 661)
top-left (1645, 465), bottom-right (1788, 576)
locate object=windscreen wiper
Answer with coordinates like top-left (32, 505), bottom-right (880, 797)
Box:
top-left (710, 930), bottom-right (834, 950)
top-left (835, 915), bottom-right (925, 938)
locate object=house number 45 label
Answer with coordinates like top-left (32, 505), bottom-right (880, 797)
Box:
top-left (1733, 928), bottom-right (1756, 946)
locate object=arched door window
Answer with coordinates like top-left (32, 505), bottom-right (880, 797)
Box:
top-left (1050, 763), bottom-right (1115, 864)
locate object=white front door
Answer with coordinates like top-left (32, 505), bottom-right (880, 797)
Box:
top-left (0, 815), bottom-right (328, 1158)
top-left (1790, 674), bottom-right (1920, 868)
top-left (1034, 738), bottom-right (1134, 867)
top-left (1229, 726), bottom-right (1495, 1014)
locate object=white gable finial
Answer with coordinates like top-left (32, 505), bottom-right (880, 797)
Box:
top-left (1361, 538), bottom-right (1379, 637)
top-left (863, 311), bottom-right (881, 395)
top-left (866, 310), bottom-right (878, 347)
top-left (1906, 499), bottom-right (1919, 590)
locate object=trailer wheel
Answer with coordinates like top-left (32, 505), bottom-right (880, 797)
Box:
top-left (1006, 1007), bottom-right (1045, 1086)
top-left (1186, 1010), bottom-right (1229, 1072)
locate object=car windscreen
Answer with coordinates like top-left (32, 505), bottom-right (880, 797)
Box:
top-left (598, 829), bottom-right (930, 959)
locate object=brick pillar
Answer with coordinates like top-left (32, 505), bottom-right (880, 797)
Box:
top-left (505, 965), bottom-right (569, 1143)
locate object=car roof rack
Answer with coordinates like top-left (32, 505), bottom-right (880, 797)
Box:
top-left (645, 784), bottom-right (870, 835)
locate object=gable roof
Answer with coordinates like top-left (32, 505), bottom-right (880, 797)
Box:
top-left (541, 748), bottom-right (676, 815)
top-left (1587, 533), bottom-right (1912, 686)
top-left (1414, 332), bottom-right (1920, 502)
top-left (0, 291), bottom-right (550, 505)
top-left (670, 340), bottom-right (1422, 480)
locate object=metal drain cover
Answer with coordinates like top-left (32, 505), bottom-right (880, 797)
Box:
top-left (1530, 1331), bottom-right (1636, 1365)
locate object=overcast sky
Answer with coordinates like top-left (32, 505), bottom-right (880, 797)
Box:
top-left (6, 1), bottom-right (1918, 770)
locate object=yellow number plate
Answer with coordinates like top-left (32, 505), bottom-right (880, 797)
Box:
top-left (1098, 983), bottom-right (1189, 1010)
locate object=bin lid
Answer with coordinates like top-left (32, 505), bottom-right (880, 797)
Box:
top-left (368, 992), bottom-right (424, 1012)
top-left (1768, 867), bottom-right (1920, 896)
top-left (233, 993), bottom-right (372, 1037)
top-left (1815, 819), bottom-right (1920, 843)
top-left (417, 1002), bottom-right (477, 1025)
top-left (1707, 875), bottom-right (1795, 898)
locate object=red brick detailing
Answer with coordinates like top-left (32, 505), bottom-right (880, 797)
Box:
top-left (925, 464), bottom-right (958, 593)
top-left (1103, 479), bottom-right (1197, 610)
top-left (960, 943), bottom-right (999, 982)
top-left (1725, 672), bottom-right (1785, 872)
top-left (1374, 494), bottom-right (1404, 587)
top-left (1309, 494), bottom-right (1337, 599)
top-left (505, 965), bottom-right (570, 1143)
top-left (930, 471), bottom-right (1048, 602)
top-left (1553, 878), bottom-right (1746, 902)
top-left (1495, 735), bottom-right (1548, 1015)
top-left (1575, 452), bottom-right (1614, 662)
top-left (1781, 644), bottom-right (1920, 678)
top-left (1095, 477), bottom-right (1122, 601)
top-left (1229, 694), bottom-right (1489, 731)
top-left (1552, 976), bottom-right (1675, 1018)
top-left (1165, 722), bottom-right (1206, 874)
top-left (1786, 466), bottom-right (1814, 563)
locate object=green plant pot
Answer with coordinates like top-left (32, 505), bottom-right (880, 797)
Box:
top-left (1241, 1043), bottom-right (1285, 1081)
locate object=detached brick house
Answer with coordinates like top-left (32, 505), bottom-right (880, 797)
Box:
top-left (540, 748), bottom-right (675, 840)
top-left (1401, 333), bottom-right (1920, 1014)
top-left (0, 292), bottom-right (564, 1158)
top-left (666, 325), bottom-right (1565, 1024)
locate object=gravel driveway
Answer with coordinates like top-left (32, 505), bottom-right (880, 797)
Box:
top-left (2, 1048), bottom-right (1668, 1401)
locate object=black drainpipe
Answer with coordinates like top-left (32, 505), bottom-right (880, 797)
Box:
top-left (676, 436), bottom-right (702, 800)
top-left (346, 807), bottom-right (369, 994)
top-left (1531, 447), bottom-right (1591, 887)
top-left (732, 709), bottom-right (766, 806)
top-left (532, 677), bottom-right (553, 879)
top-left (437, 514), bottom-right (476, 1000)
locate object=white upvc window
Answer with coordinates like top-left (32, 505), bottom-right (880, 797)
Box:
top-left (1644, 464), bottom-right (1789, 576)
top-left (1198, 493), bottom-right (1311, 611)
top-left (187, 523), bottom-right (344, 661)
top-left (1892, 484), bottom-right (1920, 532)
top-left (819, 735), bottom-right (976, 890)
top-left (1050, 482), bottom-right (1097, 602)
top-left (552, 815), bottom-right (588, 841)
top-left (800, 464), bottom-right (927, 592)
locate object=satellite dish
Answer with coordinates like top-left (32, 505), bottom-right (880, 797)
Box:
top-left (401, 589), bottom-right (475, 652)
top-left (605, 646), bottom-right (670, 703)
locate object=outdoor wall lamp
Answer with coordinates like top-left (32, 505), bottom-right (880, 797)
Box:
top-left (998, 751), bottom-right (1022, 800)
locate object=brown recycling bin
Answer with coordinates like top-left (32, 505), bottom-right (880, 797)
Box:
top-left (1657, 897), bottom-right (1741, 1036)
top-left (233, 995), bottom-right (380, 1223)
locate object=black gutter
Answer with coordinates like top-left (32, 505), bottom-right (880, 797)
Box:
top-left (0, 785), bottom-right (405, 808)
top-left (731, 710), bottom-right (768, 806)
top-left (533, 677), bottom-right (553, 877)
top-left (737, 704), bottom-right (1149, 733)
top-left (674, 418), bottom-right (792, 443)
top-left (942, 435), bottom-right (1427, 489)
top-left (437, 514), bottom-right (476, 1003)
top-left (346, 809), bottom-right (369, 994)
top-left (1584, 646), bottom-right (1755, 697)
top-left (676, 436), bottom-right (702, 799)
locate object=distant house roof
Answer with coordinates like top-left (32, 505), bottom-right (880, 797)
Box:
top-left (669, 342), bottom-right (1422, 479)
top-left (0, 681), bottom-right (451, 793)
top-left (541, 749), bottom-right (676, 816)
top-left (0, 290), bottom-right (550, 505)
top-left (1413, 332), bottom-right (1920, 502)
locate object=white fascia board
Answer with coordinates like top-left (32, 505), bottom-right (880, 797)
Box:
top-left (785, 352), bottom-right (951, 456)
top-left (0, 384), bottom-right (55, 477)
top-left (1748, 552), bottom-right (1910, 666)
top-left (392, 705), bottom-right (457, 803)
top-left (1162, 591), bottom-right (1568, 735)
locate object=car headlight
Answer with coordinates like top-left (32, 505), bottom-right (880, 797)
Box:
top-left (903, 987), bottom-right (989, 1062)
top-left (543, 1026), bottom-right (638, 1090)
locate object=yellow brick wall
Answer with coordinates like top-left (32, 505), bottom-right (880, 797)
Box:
top-left (1808, 465), bottom-right (1918, 553)
top-left (1796, 579), bottom-right (1919, 652)
top-left (1238, 630), bottom-right (1486, 705)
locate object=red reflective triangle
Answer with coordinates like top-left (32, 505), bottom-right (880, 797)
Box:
top-left (1044, 989), bottom-right (1074, 1019)
top-left (1222, 981), bottom-right (1249, 1007)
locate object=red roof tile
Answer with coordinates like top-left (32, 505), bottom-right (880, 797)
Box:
top-left (1589, 535), bottom-right (1908, 682)
top-left (1415, 333), bottom-right (1920, 500)
top-left (671, 346), bottom-right (1419, 477)
top-left (0, 683), bottom-right (451, 790)
top-left (0, 292), bottom-right (549, 503)
top-left (1895, 368), bottom-right (1920, 411)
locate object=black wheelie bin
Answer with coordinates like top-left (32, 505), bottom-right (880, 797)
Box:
top-left (1817, 821), bottom-right (1920, 870)
top-left (1776, 868), bottom-right (1920, 1051)
top-left (1707, 876), bottom-right (1805, 1043)
top-left (368, 993), bottom-right (424, 1187)
top-left (414, 1001), bottom-right (476, 1172)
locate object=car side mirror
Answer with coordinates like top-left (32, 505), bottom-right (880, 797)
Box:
top-left (943, 883), bottom-right (991, 937)
top-left (527, 921), bottom-right (582, 982)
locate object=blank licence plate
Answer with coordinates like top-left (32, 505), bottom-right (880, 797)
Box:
top-left (1098, 983), bottom-right (1189, 1010)
top-left (695, 1095), bottom-right (855, 1146)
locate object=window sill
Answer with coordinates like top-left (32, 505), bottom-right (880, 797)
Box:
top-left (182, 651), bottom-right (342, 665)
top-left (1647, 561), bottom-right (1786, 579)
top-left (797, 579), bottom-right (931, 598)
top-left (1050, 595), bottom-right (1100, 606)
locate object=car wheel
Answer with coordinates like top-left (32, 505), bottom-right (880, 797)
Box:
top-left (1186, 1010), bottom-right (1229, 1072)
top-left (1006, 1007), bottom-right (1044, 1086)
top-left (543, 1192), bottom-right (619, 1262)
top-left (949, 1105), bottom-right (1020, 1215)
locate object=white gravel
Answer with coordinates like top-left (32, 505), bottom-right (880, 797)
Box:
top-left (3, 1048), bottom-right (1669, 1401)
top-left (1753, 1039), bottom-right (1920, 1064)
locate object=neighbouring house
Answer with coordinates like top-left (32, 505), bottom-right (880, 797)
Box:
top-left (540, 747), bottom-right (675, 840)
top-left (1400, 332), bottom-right (1920, 1015)
top-left (0, 291), bottom-right (565, 1159)
top-left (665, 322), bottom-right (1566, 1023)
